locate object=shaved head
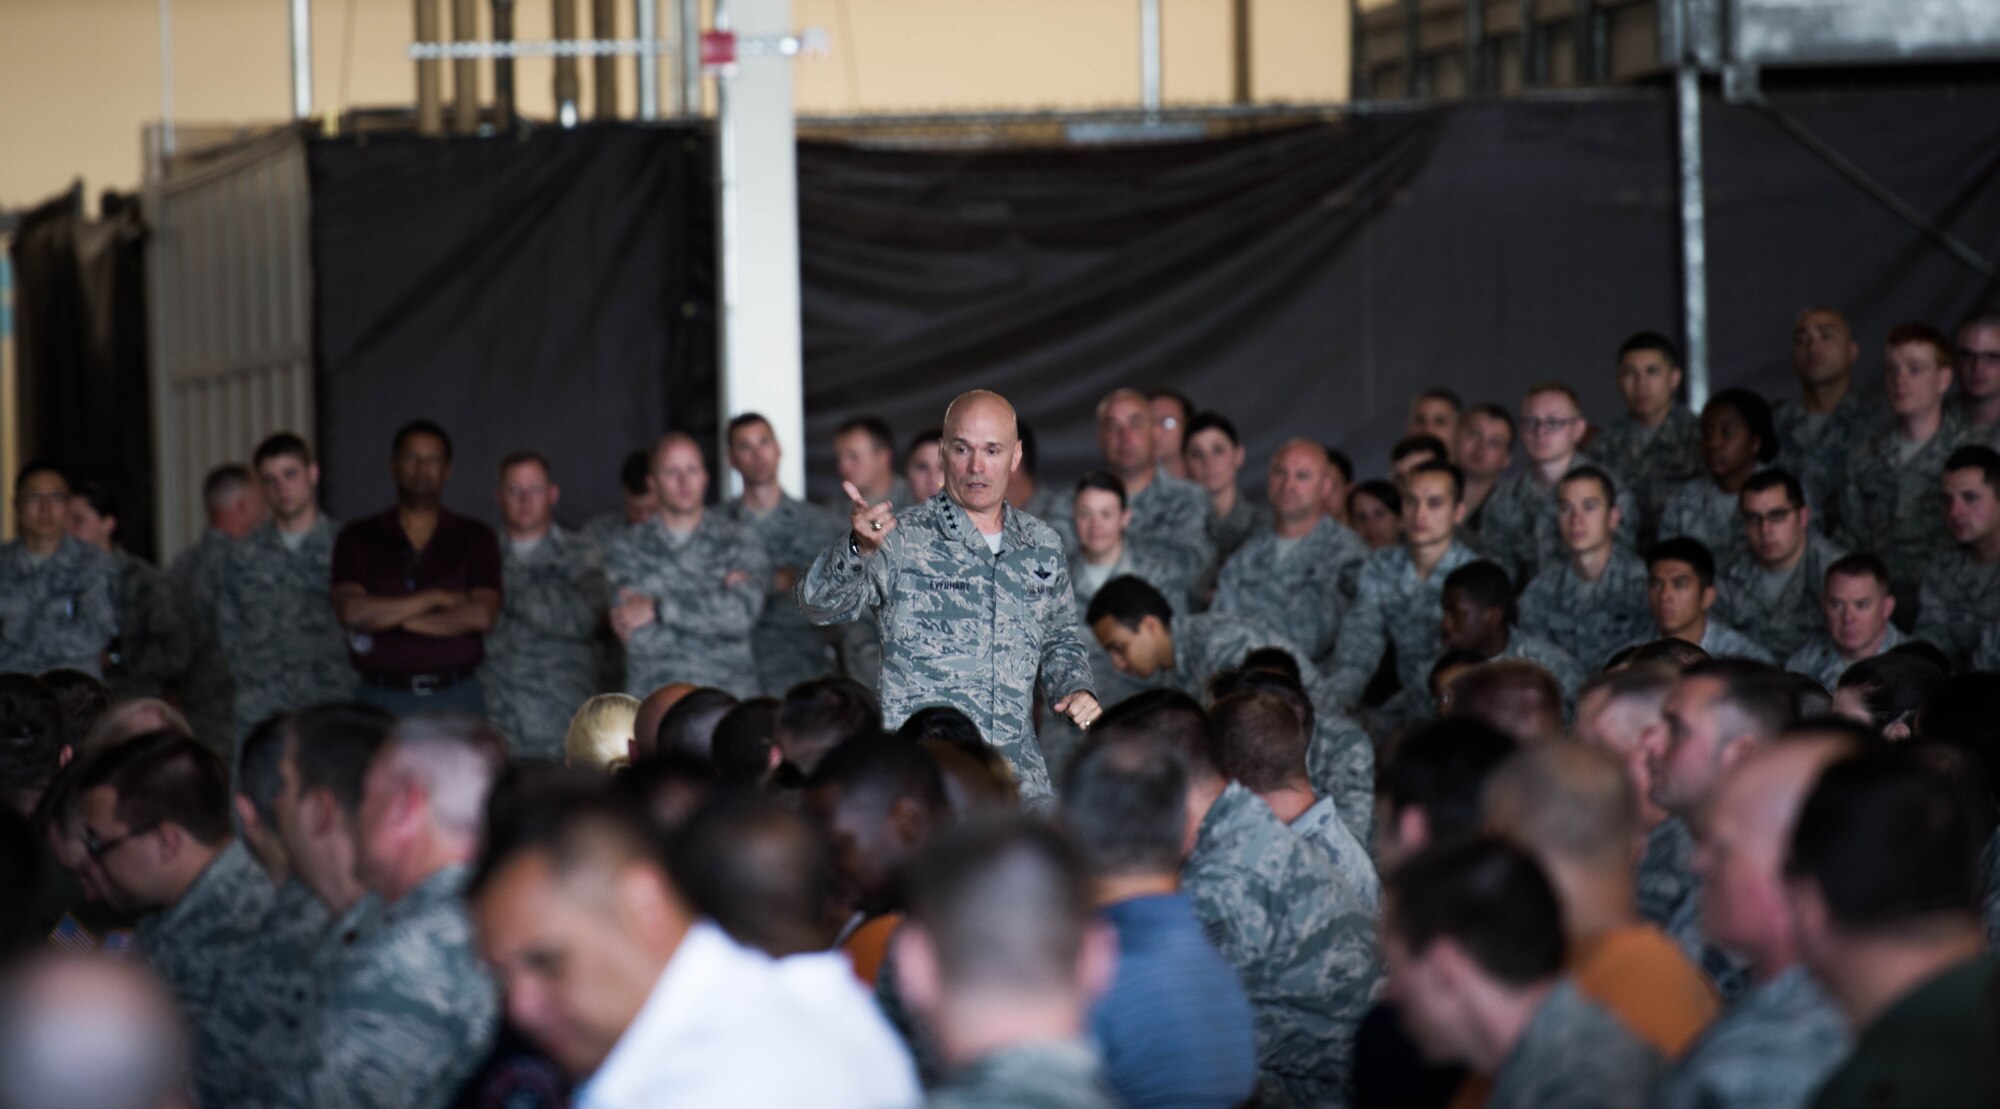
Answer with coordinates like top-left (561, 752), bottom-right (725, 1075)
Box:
top-left (633, 683), bottom-right (698, 761)
top-left (943, 390), bottom-right (1019, 442)
top-left (648, 432), bottom-right (703, 469)
top-left (1483, 741), bottom-right (1638, 870)
top-left (1273, 438), bottom-right (1331, 473)
top-left (941, 390), bottom-right (1022, 515)
top-left (1700, 736), bottom-right (1853, 971)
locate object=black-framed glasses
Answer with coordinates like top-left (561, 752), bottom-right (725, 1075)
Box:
top-left (83, 821), bottom-right (159, 862)
top-left (1740, 506), bottom-right (1797, 529)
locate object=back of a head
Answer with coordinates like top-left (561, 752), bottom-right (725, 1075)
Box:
top-left (671, 789), bottom-right (833, 958)
top-left (777, 678), bottom-right (882, 773)
top-left (1208, 690), bottom-right (1308, 793)
top-left (1624, 637), bottom-right (1711, 672)
top-left (381, 714), bottom-right (510, 842)
top-left (907, 816), bottom-right (1095, 996)
top-left (79, 699), bottom-right (193, 759)
top-left (1092, 688), bottom-right (1217, 782)
top-left (237, 714), bottom-right (289, 828)
top-left (806, 734), bottom-right (948, 822)
top-left (39, 670), bottom-right (109, 755)
top-left (472, 766), bottom-right (666, 903)
top-left (565, 693), bottom-right (640, 772)
top-left (658, 688), bottom-right (738, 764)
top-left (1447, 660), bottom-right (1563, 745)
top-left (0, 674), bottom-right (62, 808)
top-left (711, 698), bottom-right (780, 786)
top-left (72, 730), bottom-right (232, 847)
top-left (1836, 651), bottom-right (1945, 732)
top-left (1482, 743), bottom-right (1637, 871)
top-left (1684, 659), bottom-right (1799, 743)
top-left (0, 955), bottom-right (188, 1109)
top-left (1917, 672), bottom-right (2000, 805)
top-left (1787, 749), bottom-right (1983, 934)
top-left (1380, 718), bottom-right (1519, 840)
top-left (1208, 667), bottom-right (1314, 738)
top-left (288, 702), bottom-right (396, 818)
top-left (1060, 739), bottom-right (1188, 879)
top-left (1385, 835), bottom-right (1566, 988)
top-left (896, 705), bottom-right (985, 753)
top-left (616, 750), bottom-right (718, 842)
top-left (1240, 647), bottom-right (1303, 686)
top-left (920, 739), bottom-right (1020, 817)
top-left (1084, 575), bottom-right (1174, 632)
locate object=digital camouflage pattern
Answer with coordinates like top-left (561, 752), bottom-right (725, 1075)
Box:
top-left (166, 529), bottom-right (240, 752)
top-left (201, 878), bottom-right (333, 1107)
top-left (1784, 624), bottom-right (1905, 694)
top-left (1714, 533), bottom-right (1850, 662)
top-left (1637, 817), bottom-right (1696, 930)
top-left (1211, 497), bottom-right (1272, 566)
top-left (1518, 546), bottom-right (1651, 673)
top-left (1212, 515), bottom-right (1369, 663)
top-left (1290, 794), bottom-right (1381, 913)
top-left (0, 534), bottom-right (118, 677)
top-left (1593, 407), bottom-right (1702, 545)
top-left (605, 513), bottom-right (769, 698)
top-left (1658, 478), bottom-right (1750, 567)
top-left (723, 493), bottom-right (847, 696)
top-left (1479, 452), bottom-right (1638, 586)
top-left (1836, 417), bottom-right (1966, 622)
top-left (1324, 540), bottom-right (1482, 710)
top-left (1912, 546), bottom-right (2000, 670)
top-left (479, 526), bottom-right (605, 758)
top-left (215, 518), bottom-right (355, 739)
top-left (105, 548), bottom-right (194, 704)
top-left (1485, 979), bottom-right (1664, 1109)
top-left (1693, 619), bottom-right (1776, 664)
top-left (798, 494), bottom-right (1095, 801)
top-left (928, 1040), bottom-right (1120, 1109)
top-left (1494, 628), bottom-right (1588, 711)
top-left (1773, 387), bottom-right (1888, 540)
top-left (1653, 965), bottom-right (1849, 1109)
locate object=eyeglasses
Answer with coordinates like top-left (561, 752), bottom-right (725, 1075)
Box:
top-left (83, 821), bottom-right (158, 863)
top-left (1155, 416), bottom-right (1180, 430)
top-left (1956, 348), bottom-right (2000, 368)
top-left (1739, 506), bottom-right (1797, 529)
top-left (1519, 417), bottom-right (1579, 434)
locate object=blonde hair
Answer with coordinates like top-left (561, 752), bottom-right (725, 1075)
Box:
top-left (566, 693), bottom-right (640, 772)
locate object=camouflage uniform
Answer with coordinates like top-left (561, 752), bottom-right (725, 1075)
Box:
top-left (1073, 538), bottom-right (1204, 618)
top-left (259, 866), bottom-right (498, 1109)
top-left (1047, 468), bottom-right (1216, 573)
top-left (1291, 795), bottom-right (1382, 913)
top-left (1183, 781), bottom-right (1380, 1108)
top-left (1212, 515), bottom-right (1369, 664)
top-left (798, 494), bottom-right (1095, 801)
top-left (1665, 878), bottom-right (1753, 1004)
top-left (1480, 452), bottom-right (1638, 586)
top-left (1653, 965), bottom-right (1849, 1109)
top-left (1912, 546), bottom-right (2000, 670)
top-left (1212, 496), bottom-right (1272, 566)
top-left (724, 493), bottom-right (846, 696)
top-left (1693, 619), bottom-right (1776, 664)
top-left (1638, 816), bottom-right (1696, 929)
top-left (202, 879), bottom-right (332, 1106)
top-left (1714, 533), bottom-right (1850, 662)
top-left (605, 513), bottom-right (769, 698)
top-left (166, 529), bottom-right (239, 753)
top-left (1773, 386), bottom-right (1888, 539)
top-left (836, 477), bottom-right (919, 692)
top-left (216, 517), bottom-right (355, 739)
top-left (1836, 417), bottom-right (1965, 624)
top-left (929, 1040), bottom-right (1119, 1109)
top-left (105, 548), bottom-right (194, 703)
top-left (1494, 628), bottom-right (1588, 710)
top-left (1977, 624), bottom-right (2000, 672)
top-left (1485, 978), bottom-right (1664, 1109)
top-left (1593, 407), bottom-right (1702, 545)
top-left (1784, 623), bottom-right (1905, 693)
top-left (1658, 478), bottom-right (1750, 567)
top-left (1325, 540), bottom-right (1482, 709)
top-left (479, 526), bottom-right (604, 759)
top-left (133, 841), bottom-right (278, 1107)
top-left (1306, 709), bottom-right (1377, 850)
top-left (1982, 829), bottom-right (2000, 946)
top-left (1517, 546), bottom-right (1651, 673)
top-left (0, 534), bottom-right (119, 677)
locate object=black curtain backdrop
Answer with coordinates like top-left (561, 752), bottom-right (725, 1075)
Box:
top-left (309, 125), bottom-right (715, 528)
top-left (9, 190), bottom-right (156, 560)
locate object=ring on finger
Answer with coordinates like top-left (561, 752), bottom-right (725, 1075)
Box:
top-left (871, 520), bottom-right (884, 532)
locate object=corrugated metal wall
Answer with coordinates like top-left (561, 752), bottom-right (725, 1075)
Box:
top-left (145, 128), bottom-right (314, 558)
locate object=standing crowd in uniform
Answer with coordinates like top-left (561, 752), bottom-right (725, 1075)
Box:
top-left (4, 306), bottom-right (2000, 1108)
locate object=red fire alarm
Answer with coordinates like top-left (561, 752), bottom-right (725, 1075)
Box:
top-left (700, 30), bottom-right (737, 69)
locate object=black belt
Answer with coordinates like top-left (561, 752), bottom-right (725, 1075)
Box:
top-left (359, 668), bottom-right (476, 694)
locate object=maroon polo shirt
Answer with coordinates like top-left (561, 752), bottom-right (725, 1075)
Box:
top-left (330, 507), bottom-right (503, 677)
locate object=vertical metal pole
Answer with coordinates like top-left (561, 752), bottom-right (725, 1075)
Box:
top-left (415, 0), bottom-right (444, 135)
top-left (1140, 0), bottom-right (1162, 112)
top-left (159, 0), bottom-right (176, 156)
top-left (493, 0), bottom-right (517, 129)
top-left (1348, 0), bottom-right (1364, 101)
top-left (593, 0), bottom-right (619, 118)
top-left (1463, 0), bottom-right (1484, 96)
top-left (1520, 0), bottom-right (1541, 86)
top-left (553, 0), bottom-right (581, 126)
top-left (715, 0), bottom-right (805, 496)
top-left (1676, 63), bottom-right (1710, 409)
top-left (678, 0), bottom-right (702, 114)
top-left (288, 0), bottom-right (313, 119)
top-left (1572, 0), bottom-right (1595, 83)
top-left (1231, 0), bottom-right (1251, 104)
top-left (451, 0), bottom-right (480, 133)
top-left (636, 0), bottom-right (660, 118)
top-left (1400, 0), bottom-right (1420, 98)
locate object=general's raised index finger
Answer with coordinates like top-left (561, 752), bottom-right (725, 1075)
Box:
top-left (841, 481), bottom-right (869, 510)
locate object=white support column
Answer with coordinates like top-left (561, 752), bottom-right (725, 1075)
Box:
top-left (715, 0), bottom-right (806, 496)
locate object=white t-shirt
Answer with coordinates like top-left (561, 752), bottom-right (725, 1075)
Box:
top-left (983, 530), bottom-right (1004, 555)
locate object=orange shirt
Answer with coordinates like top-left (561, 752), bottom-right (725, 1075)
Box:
top-left (1570, 923), bottom-right (1720, 1058)
top-left (842, 913), bottom-right (902, 986)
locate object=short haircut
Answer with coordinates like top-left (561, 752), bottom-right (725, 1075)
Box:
top-left (1742, 468), bottom-right (1806, 508)
top-left (727, 412), bottom-right (772, 440)
top-left (469, 768), bottom-right (664, 901)
top-left (1324, 446), bottom-right (1354, 485)
top-left (380, 714), bottom-right (509, 840)
top-left (1482, 743), bottom-right (1637, 868)
top-left (1443, 560), bottom-right (1514, 624)
top-left (1835, 651), bottom-right (1946, 732)
top-left (1415, 387), bottom-right (1464, 412)
top-left (1239, 647), bottom-right (1303, 686)
top-left (1646, 536), bottom-right (1717, 588)
top-left (1682, 659), bottom-right (1800, 740)
top-left (906, 427), bottom-right (942, 457)
top-left (1208, 666), bottom-right (1315, 738)
top-left (658, 688), bottom-right (739, 764)
top-left (835, 416), bottom-right (896, 458)
top-left (671, 789), bottom-right (834, 957)
top-left (1385, 835), bottom-right (1566, 986)
top-left (1557, 465), bottom-right (1617, 504)
top-left (565, 693), bottom-right (640, 772)
top-left (806, 734), bottom-right (949, 820)
top-left (1624, 637), bottom-right (1711, 671)
top-left (1959, 307), bottom-right (2000, 334)
top-left (906, 816), bottom-right (1094, 993)
top-left (711, 697), bottom-right (780, 787)
top-left (896, 705), bottom-right (985, 753)
top-left (1430, 648), bottom-right (1487, 686)
top-left (1786, 750), bottom-right (1983, 930)
top-left (1448, 660), bottom-right (1562, 737)
top-left (1074, 470), bottom-right (1129, 510)
top-left (1061, 738), bottom-right (1187, 877)
top-left (1183, 411), bottom-right (1239, 449)
top-left (1407, 460), bottom-right (1466, 501)
top-left (1466, 402), bottom-right (1517, 440)
top-left (1092, 689), bottom-right (1216, 779)
top-left (1578, 661), bottom-right (1678, 709)
top-left (1378, 717), bottom-right (1518, 838)
top-left (1392, 434), bottom-right (1449, 465)
top-left (68, 480), bottom-right (116, 521)
top-left (392, 418), bottom-right (453, 462)
top-left (1826, 552), bottom-right (1891, 593)
top-left (1944, 445), bottom-right (2000, 494)
top-left (202, 464), bottom-right (257, 510)
top-left (1618, 330), bottom-right (1683, 367)
top-left (619, 449), bottom-right (651, 496)
top-left (1885, 321), bottom-right (1955, 366)
top-left (1208, 690), bottom-right (1308, 793)
top-left (0, 675), bottom-right (64, 802)
top-left (12, 460), bottom-right (63, 496)
top-left (1085, 575), bottom-right (1174, 631)
top-left (1146, 387), bottom-right (1195, 418)
top-left (40, 670), bottom-right (109, 755)
top-left (776, 678), bottom-right (882, 771)
top-left (496, 450), bottom-right (552, 479)
top-left (252, 432), bottom-right (313, 469)
top-left (237, 714), bottom-right (290, 827)
top-left (618, 750), bottom-right (719, 841)
top-left (1524, 381), bottom-right (1583, 412)
top-left (1703, 388), bottom-right (1779, 464)
top-left (286, 702), bottom-right (395, 818)
top-left (1348, 479), bottom-right (1402, 520)
top-left (72, 731), bottom-right (231, 846)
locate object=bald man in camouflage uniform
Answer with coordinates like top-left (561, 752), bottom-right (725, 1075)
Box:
top-left (1212, 439), bottom-right (1369, 665)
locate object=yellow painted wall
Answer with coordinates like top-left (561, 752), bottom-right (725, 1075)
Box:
top-left (0, 0), bottom-right (1350, 207)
